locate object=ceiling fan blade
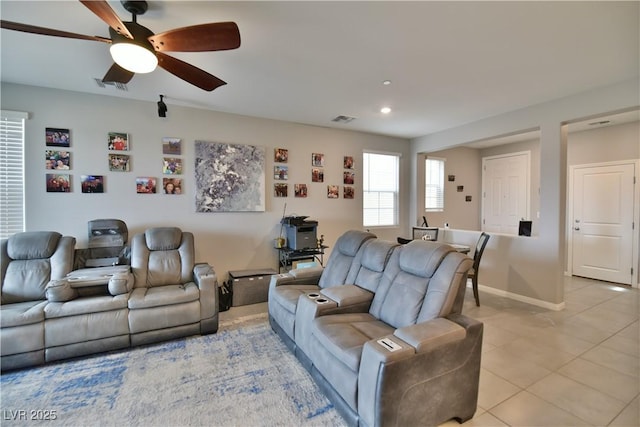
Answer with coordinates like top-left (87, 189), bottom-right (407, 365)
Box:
top-left (156, 51), bottom-right (226, 91)
top-left (149, 22), bottom-right (240, 52)
top-left (102, 63), bottom-right (135, 84)
top-left (79, 0), bottom-right (133, 39)
top-left (0, 20), bottom-right (110, 43)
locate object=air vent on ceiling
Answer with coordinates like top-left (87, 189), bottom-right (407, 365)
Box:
top-left (588, 120), bottom-right (611, 126)
top-left (94, 78), bottom-right (128, 91)
top-left (332, 115), bottom-right (356, 124)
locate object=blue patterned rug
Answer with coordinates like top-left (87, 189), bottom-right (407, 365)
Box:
top-left (1, 313), bottom-right (345, 426)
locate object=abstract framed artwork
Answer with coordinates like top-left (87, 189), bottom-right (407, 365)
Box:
top-left (194, 141), bottom-right (266, 212)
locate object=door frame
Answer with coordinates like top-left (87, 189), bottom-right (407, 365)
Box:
top-left (567, 159), bottom-right (640, 288)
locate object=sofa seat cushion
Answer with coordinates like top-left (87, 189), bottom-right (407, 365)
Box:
top-left (0, 300), bottom-right (47, 328)
top-left (44, 295), bottom-right (129, 318)
top-left (271, 284), bottom-right (320, 314)
top-left (312, 313), bottom-right (394, 371)
top-left (128, 283), bottom-right (199, 309)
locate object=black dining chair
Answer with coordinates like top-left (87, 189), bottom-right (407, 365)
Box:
top-left (468, 232), bottom-right (490, 306)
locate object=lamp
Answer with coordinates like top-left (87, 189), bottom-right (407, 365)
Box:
top-left (157, 95), bottom-right (167, 117)
top-left (109, 22), bottom-right (157, 74)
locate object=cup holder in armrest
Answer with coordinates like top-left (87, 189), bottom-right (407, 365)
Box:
top-left (315, 298), bottom-right (330, 304)
top-left (307, 292), bottom-right (320, 299)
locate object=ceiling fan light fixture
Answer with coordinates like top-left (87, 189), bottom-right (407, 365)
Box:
top-left (110, 42), bottom-right (157, 73)
top-left (108, 22), bottom-right (157, 74)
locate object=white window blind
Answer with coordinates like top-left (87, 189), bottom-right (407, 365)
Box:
top-left (425, 157), bottom-right (445, 212)
top-left (363, 151), bottom-right (399, 227)
top-left (0, 110), bottom-right (27, 239)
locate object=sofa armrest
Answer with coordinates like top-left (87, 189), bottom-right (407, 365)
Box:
top-left (393, 317), bottom-right (466, 353)
top-left (268, 266), bottom-right (323, 292)
top-left (320, 284), bottom-right (373, 308)
top-left (358, 315), bottom-right (483, 427)
top-left (193, 263), bottom-right (218, 324)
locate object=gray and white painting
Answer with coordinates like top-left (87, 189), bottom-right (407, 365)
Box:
top-left (195, 141), bottom-right (265, 212)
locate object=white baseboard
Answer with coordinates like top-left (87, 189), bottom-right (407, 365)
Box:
top-left (470, 283), bottom-right (566, 311)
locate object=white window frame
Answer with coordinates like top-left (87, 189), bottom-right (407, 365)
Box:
top-left (363, 150), bottom-right (400, 227)
top-left (0, 110), bottom-right (27, 239)
top-left (425, 156), bottom-right (445, 212)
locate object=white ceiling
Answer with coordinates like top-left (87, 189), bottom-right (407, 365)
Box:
top-left (1, 1), bottom-right (638, 140)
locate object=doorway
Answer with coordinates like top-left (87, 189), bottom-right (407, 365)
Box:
top-left (482, 151), bottom-right (530, 234)
top-left (568, 161), bottom-right (638, 286)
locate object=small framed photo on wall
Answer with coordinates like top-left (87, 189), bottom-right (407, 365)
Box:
top-left (312, 168), bottom-right (324, 182)
top-left (344, 156), bottom-right (354, 169)
top-left (81, 175), bottom-right (104, 193)
top-left (46, 128), bottom-right (70, 147)
top-left (274, 165), bottom-right (288, 180)
top-left (136, 177), bottom-right (156, 194)
top-left (46, 174), bottom-right (71, 192)
top-left (108, 132), bottom-right (129, 151)
top-left (163, 157), bottom-right (183, 175)
top-left (162, 137), bottom-right (182, 155)
top-left (109, 154), bottom-right (131, 172)
top-left (163, 178), bottom-right (182, 194)
top-left (344, 186), bottom-right (355, 199)
top-left (327, 185), bottom-right (339, 198)
top-left (294, 184), bottom-right (308, 198)
top-left (312, 153), bottom-right (324, 167)
top-left (45, 150), bottom-right (70, 170)
top-left (274, 148), bottom-right (288, 163)
top-left (343, 171), bottom-right (354, 185)
top-left (274, 183), bottom-right (288, 197)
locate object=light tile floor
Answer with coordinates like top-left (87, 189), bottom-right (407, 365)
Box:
top-left (443, 276), bottom-right (639, 427)
top-left (223, 276), bottom-right (639, 426)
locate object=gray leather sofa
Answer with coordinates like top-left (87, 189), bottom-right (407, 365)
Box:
top-left (269, 235), bottom-right (482, 427)
top-left (0, 227), bottom-right (218, 371)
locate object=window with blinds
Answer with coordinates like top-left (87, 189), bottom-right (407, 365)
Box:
top-left (363, 151), bottom-right (399, 227)
top-left (425, 157), bottom-right (445, 212)
top-left (0, 111), bottom-right (27, 239)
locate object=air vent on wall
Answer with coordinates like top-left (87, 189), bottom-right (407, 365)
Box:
top-left (94, 78), bottom-right (128, 91)
top-left (332, 115), bottom-right (356, 124)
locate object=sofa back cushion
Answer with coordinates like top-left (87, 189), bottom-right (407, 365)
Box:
top-left (318, 230), bottom-right (375, 289)
top-left (369, 241), bottom-right (460, 328)
top-left (351, 240), bottom-right (397, 293)
top-left (1, 232), bottom-right (75, 304)
top-left (132, 228), bottom-right (195, 288)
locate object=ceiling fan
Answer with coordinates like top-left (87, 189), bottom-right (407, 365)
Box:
top-left (0, 0), bottom-right (241, 91)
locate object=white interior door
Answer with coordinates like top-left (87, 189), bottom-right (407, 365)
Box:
top-left (571, 163), bottom-right (635, 284)
top-left (482, 152), bottom-right (530, 234)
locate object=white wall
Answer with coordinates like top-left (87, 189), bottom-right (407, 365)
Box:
top-left (410, 78), bottom-right (639, 305)
top-left (2, 83), bottom-right (410, 279)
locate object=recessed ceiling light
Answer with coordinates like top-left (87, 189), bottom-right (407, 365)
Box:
top-left (382, 80), bottom-right (392, 85)
top-left (380, 107), bottom-right (392, 114)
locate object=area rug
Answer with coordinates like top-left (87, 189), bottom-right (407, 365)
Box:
top-left (0, 313), bottom-right (346, 426)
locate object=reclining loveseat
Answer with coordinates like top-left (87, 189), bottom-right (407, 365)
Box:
top-left (0, 227), bottom-right (218, 371)
top-left (269, 231), bottom-right (482, 427)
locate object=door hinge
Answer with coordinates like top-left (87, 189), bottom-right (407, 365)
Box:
top-left (631, 267), bottom-right (634, 276)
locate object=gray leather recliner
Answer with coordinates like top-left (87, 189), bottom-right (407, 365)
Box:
top-left (129, 227), bottom-right (218, 346)
top-left (0, 231), bottom-right (75, 370)
top-left (273, 239), bottom-right (482, 427)
top-left (268, 229), bottom-right (376, 349)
